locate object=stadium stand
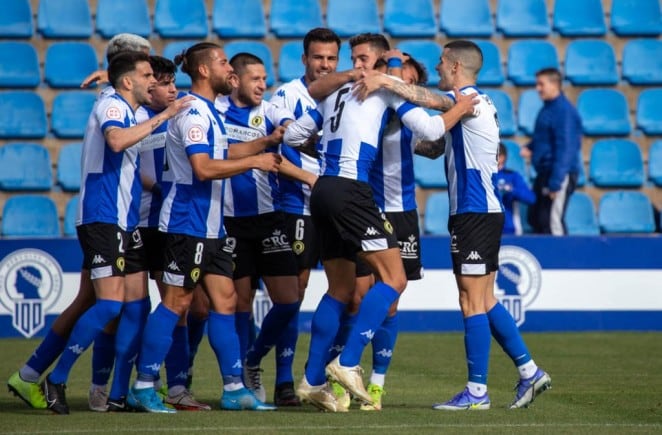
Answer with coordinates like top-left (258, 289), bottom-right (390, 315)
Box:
top-left (63, 195), bottom-right (79, 237)
top-left (56, 142), bottom-right (82, 192)
top-left (96, 0), bottom-right (151, 39)
top-left (0, 91), bottom-right (47, 139)
top-left (0, 42), bottom-right (40, 88)
top-left (484, 90), bottom-right (516, 136)
top-left (439, 0), bottom-right (493, 37)
top-left (589, 139), bottom-right (644, 188)
top-left (636, 88), bottom-right (662, 135)
top-left (154, 0), bottom-right (208, 38)
top-left (213, 0), bottom-right (266, 38)
top-left (564, 40), bottom-right (619, 86)
top-left (598, 191), bottom-right (656, 234)
top-left (507, 40), bottom-right (559, 86)
top-left (270, 0), bottom-right (324, 39)
top-left (622, 39), bottom-right (662, 86)
top-left (224, 41), bottom-right (276, 87)
top-left (474, 40), bottom-right (504, 86)
top-left (0, 0), bottom-right (33, 38)
top-left (1, 195), bottom-right (60, 237)
top-left (501, 139), bottom-right (528, 178)
top-left (51, 92), bottom-right (97, 139)
top-left (496, 0), bottom-right (550, 37)
top-left (565, 191), bottom-right (600, 236)
top-left (326, 0), bottom-right (381, 38)
top-left (37, 0), bottom-right (93, 38)
top-left (278, 42), bottom-right (304, 83)
top-left (517, 89), bottom-right (543, 136)
top-left (610, 0), bottom-right (662, 37)
top-left (413, 155), bottom-right (447, 189)
top-left (337, 43), bottom-right (353, 72)
top-left (577, 89), bottom-right (631, 136)
top-left (423, 192), bottom-right (450, 235)
top-left (0, 143), bottom-right (52, 191)
top-left (552, 0), bottom-right (606, 37)
top-left (383, 0), bottom-right (436, 38)
top-left (648, 140), bottom-right (662, 187)
top-left (396, 40), bottom-right (441, 86)
top-left (45, 42), bottom-right (99, 89)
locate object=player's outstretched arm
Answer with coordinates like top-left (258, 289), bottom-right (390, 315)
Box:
top-left (190, 152), bottom-right (282, 181)
top-left (355, 74), bottom-right (454, 111)
top-left (227, 125), bottom-right (288, 159)
top-left (414, 137), bottom-right (446, 159)
top-left (81, 69), bottom-right (109, 88)
top-left (278, 155), bottom-right (318, 187)
top-left (308, 69), bottom-right (361, 101)
top-left (438, 88), bottom-right (478, 131)
top-left (283, 112), bottom-right (321, 148)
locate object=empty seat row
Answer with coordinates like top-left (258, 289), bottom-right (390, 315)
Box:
top-left (1, 194), bottom-right (80, 237)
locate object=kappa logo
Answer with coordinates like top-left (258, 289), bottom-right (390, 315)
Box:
top-left (328, 344), bottom-right (344, 353)
top-left (95, 367), bottom-right (112, 375)
top-left (187, 108), bottom-right (200, 116)
top-left (232, 359), bottom-right (242, 369)
top-left (360, 329), bottom-right (375, 340)
top-left (466, 251), bottom-right (482, 261)
top-left (495, 245), bottom-right (543, 327)
top-left (376, 348), bottom-right (393, 358)
top-left (276, 89), bottom-right (285, 97)
top-left (365, 227), bottom-right (379, 236)
top-left (279, 347), bottom-right (294, 358)
top-left (167, 261), bottom-right (180, 272)
top-left (68, 344), bottom-right (84, 355)
top-left (92, 254), bottom-right (106, 265)
top-left (175, 371), bottom-right (188, 380)
top-left (145, 363), bottom-right (161, 372)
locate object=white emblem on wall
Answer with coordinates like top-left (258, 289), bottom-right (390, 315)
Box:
top-left (495, 245), bottom-right (542, 327)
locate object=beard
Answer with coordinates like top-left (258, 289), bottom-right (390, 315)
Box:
top-left (213, 76), bottom-right (233, 96)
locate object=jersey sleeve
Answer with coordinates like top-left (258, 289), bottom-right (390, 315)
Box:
top-left (382, 90), bottom-right (446, 142)
top-left (178, 102), bottom-right (211, 157)
top-left (283, 109), bottom-right (323, 147)
top-left (96, 96), bottom-right (127, 133)
top-left (265, 101), bottom-right (295, 127)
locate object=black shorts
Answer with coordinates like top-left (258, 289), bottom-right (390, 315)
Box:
top-left (124, 228), bottom-right (148, 274)
top-left (448, 212), bottom-right (504, 276)
top-left (224, 212), bottom-right (299, 279)
top-left (161, 233), bottom-right (234, 289)
top-left (282, 213), bottom-right (320, 270)
top-left (138, 226), bottom-right (166, 275)
top-left (310, 176), bottom-right (398, 262)
top-left (77, 223), bottom-right (130, 279)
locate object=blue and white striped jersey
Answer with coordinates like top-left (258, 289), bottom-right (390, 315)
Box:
top-left (215, 96), bottom-right (293, 217)
top-left (270, 77), bottom-right (321, 216)
top-left (159, 93), bottom-right (228, 239)
top-left (444, 86), bottom-right (503, 215)
top-left (136, 105), bottom-right (167, 228)
top-left (77, 92), bottom-right (142, 231)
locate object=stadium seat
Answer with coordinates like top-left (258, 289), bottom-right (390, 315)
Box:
top-left (213, 0), bottom-right (266, 38)
top-left (440, 0), bottom-right (493, 37)
top-left (484, 90), bottom-right (516, 136)
top-left (0, 42), bottom-right (40, 88)
top-left (636, 89), bottom-right (662, 135)
top-left (396, 40), bottom-right (441, 87)
top-left (0, 143), bottom-right (52, 191)
top-left (63, 195), bottom-right (79, 237)
top-left (507, 40), bottom-right (558, 86)
top-left (423, 192), bottom-right (450, 235)
top-left (517, 89), bottom-right (543, 136)
top-left (37, 0), bottom-right (93, 38)
top-left (0, 0), bottom-right (33, 38)
top-left (611, 0), bottom-right (662, 36)
top-left (622, 39), bottom-right (662, 85)
top-left (648, 140), bottom-right (662, 187)
top-left (1, 195), bottom-right (60, 237)
top-left (496, 0), bottom-right (550, 37)
top-left (413, 155), bottom-right (447, 189)
top-left (565, 192), bottom-right (600, 236)
top-left (589, 139), bottom-right (644, 188)
top-left (327, 0), bottom-right (380, 38)
top-left (278, 42), bottom-right (303, 83)
top-left (162, 41), bottom-right (197, 89)
top-left (57, 142), bottom-right (82, 192)
top-left (45, 42), bottom-right (98, 89)
top-left (270, 0), bottom-right (323, 38)
top-left (337, 43), bottom-right (353, 72)
top-left (96, 0), bottom-right (151, 38)
top-left (0, 92), bottom-right (47, 138)
top-left (474, 40), bottom-right (504, 86)
top-left (577, 89), bottom-right (631, 136)
top-left (501, 140), bottom-right (527, 177)
top-left (51, 91), bottom-right (96, 138)
top-left (598, 191), bottom-right (655, 234)
top-left (564, 40), bottom-right (618, 86)
top-left (384, 0), bottom-right (436, 38)
top-left (224, 41), bottom-right (276, 87)
top-left (552, 0), bottom-right (606, 36)
top-left (154, 0), bottom-right (208, 38)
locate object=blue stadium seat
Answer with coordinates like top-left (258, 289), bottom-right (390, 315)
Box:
top-left (589, 139), bottom-right (644, 188)
top-left (598, 191), bottom-right (655, 234)
top-left (611, 0), bottom-right (662, 36)
top-left (96, 0), bottom-right (151, 39)
top-left (517, 89), bottom-right (543, 136)
top-left (337, 43), bottom-right (353, 72)
top-left (413, 155), bottom-right (447, 189)
top-left (270, 0), bottom-right (323, 38)
top-left (484, 90), bottom-right (516, 136)
top-left (162, 41), bottom-right (196, 89)
top-left (0, 42), bottom-right (40, 88)
top-left (648, 140), bottom-right (662, 187)
top-left (474, 40), bottom-right (504, 86)
top-left (278, 42), bottom-right (303, 83)
top-left (501, 139), bottom-right (527, 177)
top-left (51, 91), bottom-right (96, 138)
top-left (440, 0), bottom-right (493, 37)
top-left (507, 40), bottom-right (558, 86)
top-left (564, 40), bottom-right (618, 86)
top-left (622, 39), bottom-right (662, 85)
top-left (327, 0), bottom-right (380, 38)
top-left (0, 0), bottom-right (33, 38)
top-left (213, 0), bottom-right (266, 38)
top-left (1, 195), bottom-right (60, 237)
top-left (45, 42), bottom-right (98, 89)
top-left (565, 191), bottom-right (600, 236)
top-left (57, 142), bottom-right (82, 192)
top-left (384, 0), bottom-right (436, 38)
top-left (37, 0), bottom-right (92, 38)
top-left (0, 143), bottom-right (52, 191)
top-left (154, 0), bottom-right (208, 38)
top-left (63, 195), bottom-right (79, 237)
top-left (577, 89), bottom-right (631, 136)
top-left (576, 151), bottom-right (587, 188)
top-left (496, 0), bottom-right (550, 37)
top-left (636, 89), bottom-right (662, 135)
top-left (0, 92), bottom-right (47, 139)
top-left (224, 41), bottom-right (276, 87)
top-left (396, 40), bottom-right (441, 86)
top-left (553, 0), bottom-right (606, 36)
top-left (423, 192), bottom-right (450, 235)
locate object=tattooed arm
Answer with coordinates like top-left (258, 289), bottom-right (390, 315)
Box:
top-left (354, 73), bottom-right (454, 111)
top-left (414, 137), bottom-right (445, 159)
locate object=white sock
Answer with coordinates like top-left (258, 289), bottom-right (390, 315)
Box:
top-left (134, 380), bottom-right (154, 390)
top-left (517, 360), bottom-right (539, 379)
top-left (223, 382), bottom-right (243, 392)
top-left (467, 382), bottom-right (487, 397)
top-left (369, 372), bottom-right (385, 387)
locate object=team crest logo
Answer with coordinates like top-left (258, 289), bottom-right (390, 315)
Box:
top-left (383, 220), bottom-right (394, 235)
top-left (495, 245), bottom-right (542, 327)
top-left (190, 267), bottom-right (201, 283)
top-left (106, 106), bottom-right (121, 120)
top-left (250, 116), bottom-right (263, 127)
top-left (0, 249), bottom-right (63, 338)
top-left (292, 240), bottom-right (305, 255)
top-left (116, 256), bottom-right (125, 272)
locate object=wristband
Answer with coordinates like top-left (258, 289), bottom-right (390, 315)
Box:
top-left (387, 58), bottom-right (403, 68)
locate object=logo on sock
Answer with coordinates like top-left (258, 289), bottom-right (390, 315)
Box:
top-left (278, 347), bottom-right (294, 358)
top-left (495, 246), bottom-right (542, 327)
top-left (376, 348), bottom-right (393, 358)
top-left (360, 329), bottom-right (375, 340)
top-left (68, 344), bottom-right (85, 355)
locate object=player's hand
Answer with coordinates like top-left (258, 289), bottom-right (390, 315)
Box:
top-left (163, 95), bottom-right (195, 118)
top-left (353, 71), bottom-right (389, 101)
top-left (267, 126), bottom-right (286, 146)
top-left (452, 88), bottom-right (480, 117)
top-left (254, 152), bottom-right (282, 172)
top-left (80, 69), bottom-right (108, 88)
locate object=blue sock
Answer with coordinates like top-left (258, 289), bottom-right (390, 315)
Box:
top-left (246, 302), bottom-right (299, 367)
top-left (166, 325), bottom-right (190, 388)
top-left (275, 310), bottom-right (299, 385)
top-left (26, 329), bottom-right (67, 375)
top-left (339, 283), bottom-right (399, 367)
top-left (91, 331), bottom-right (115, 386)
top-left (136, 303), bottom-right (179, 382)
top-left (187, 314), bottom-right (207, 372)
top-left (109, 297), bottom-right (150, 400)
top-left (328, 312), bottom-right (355, 363)
top-left (49, 299), bottom-right (123, 384)
top-left (487, 303), bottom-right (532, 366)
top-left (372, 313), bottom-right (398, 375)
top-left (464, 314), bottom-right (491, 386)
top-left (305, 294), bottom-right (346, 385)
top-left (207, 311), bottom-right (242, 383)
top-left (235, 311), bottom-right (252, 363)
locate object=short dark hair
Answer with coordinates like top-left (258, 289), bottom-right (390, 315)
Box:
top-left (229, 52), bottom-right (264, 76)
top-left (149, 55), bottom-right (176, 82)
top-left (108, 51), bottom-right (150, 88)
top-left (535, 67), bottom-right (563, 87)
top-left (173, 42), bottom-right (222, 80)
top-left (404, 55), bottom-right (428, 86)
top-left (303, 27), bottom-right (341, 56)
top-left (444, 40), bottom-right (483, 76)
top-left (349, 33), bottom-right (390, 52)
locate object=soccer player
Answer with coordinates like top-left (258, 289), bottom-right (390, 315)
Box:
top-left (128, 42), bottom-right (280, 413)
top-left (284, 33), bottom-right (478, 412)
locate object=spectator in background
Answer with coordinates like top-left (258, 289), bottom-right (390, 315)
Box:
top-left (495, 143), bottom-right (536, 235)
top-left (523, 68), bottom-right (582, 236)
